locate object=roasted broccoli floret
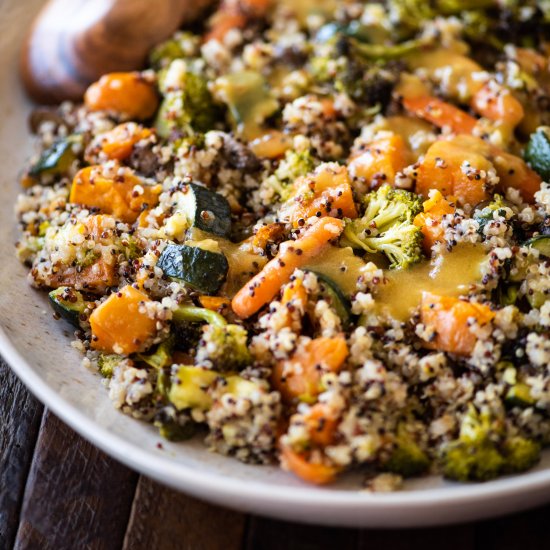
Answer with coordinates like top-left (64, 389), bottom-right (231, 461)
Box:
top-left (264, 149), bottom-right (315, 201)
top-left (196, 323), bottom-right (251, 372)
top-left (156, 69), bottom-right (219, 138)
top-left (149, 32), bottom-right (201, 68)
top-left (385, 424), bottom-right (430, 477)
top-left (342, 184), bottom-right (423, 269)
top-left (440, 405), bottom-right (541, 482)
top-left (173, 306), bottom-right (251, 371)
top-left (97, 354), bottom-right (123, 378)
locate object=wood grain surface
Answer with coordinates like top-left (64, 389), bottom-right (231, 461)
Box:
top-left (1, 356), bottom-right (549, 550)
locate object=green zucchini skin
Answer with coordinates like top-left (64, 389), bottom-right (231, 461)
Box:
top-left (525, 235), bottom-right (550, 258)
top-left (29, 137), bottom-right (78, 178)
top-left (304, 270), bottom-right (353, 329)
top-left (525, 128), bottom-right (550, 181)
top-left (157, 243), bottom-right (229, 295)
top-left (182, 183), bottom-right (231, 237)
top-left (48, 287), bottom-right (86, 327)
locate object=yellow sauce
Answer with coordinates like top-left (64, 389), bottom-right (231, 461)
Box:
top-left (304, 246), bottom-right (368, 295)
top-left (375, 244), bottom-right (487, 321)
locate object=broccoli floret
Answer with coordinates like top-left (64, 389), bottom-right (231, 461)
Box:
top-left (149, 32), bottom-right (201, 68)
top-left (154, 405), bottom-right (197, 441)
top-left (97, 354), bottom-right (122, 378)
top-left (385, 424), bottom-right (430, 477)
top-left (196, 324), bottom-right (251, 372)
top-left (342, 184), bottom-right (423, 269)
top-left (502, 436), bottom-right (541, 474)
top-left (440, 405), bottom-right (541, 482)
top-left (172, 306), bottom-right (251, 371)
top-left (265, 149), bottom-right (315, 201)
top-left (156, 70), bottom-right (219, 138)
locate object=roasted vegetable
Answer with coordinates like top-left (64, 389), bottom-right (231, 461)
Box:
top-left (137, 337), bottom-right (175, 370)
top-left (304, 270), bottom-right (352, 329)
top-left (85, 72), bottom-right (159, 120)
top-left (156, 67), bottom-right (219, 137)
top-left (157, 243), bottom-right (229, 295)
top-left (441, 405), bottom-right (540, 482)
top-left (29, 135), bottom-right (80, 178)
top-left (90, 285), bottom-right (158, 355)
top-left (342, 184), bottom-right (423, 269)
top-left (48, 287), bottom-right (86, 327)
top-left (97, 354), bottom-right (122, 378)
top-left (420, 292), bottom-right (495, 356)
top-left (525, 127), bottom-right (550, 181)
top-left (385, 424), bottom-right (430, 478)
top-left (525, 235), bottom-right (550, 258)
top-left (169, 365), bottom-right (219, 411)
top-left (178, 183), bottom-right (231, 237)
top-left (232, 217), bottom-right (345, 319)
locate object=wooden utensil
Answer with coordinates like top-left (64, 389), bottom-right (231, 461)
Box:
top-left (20, 0), bottom-right (214, 104)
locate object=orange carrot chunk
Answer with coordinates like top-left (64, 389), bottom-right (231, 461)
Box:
top-left (415, 140), bottom-right (493, 207)
top-left (403, 96), bottom-right (478, 135)
top-left (90, 285), bottom-right (158, 355)
top-left (348, 135), bottom-right (413, 188)
top-left (100, 123), bottom-right (153, 161)
top-left (85, 73), bottom-right (159, 120)
top-left (232, 217), bottom-right (344, 319)
top-left (280, 444), bottom-right (340, 485)
top-left (413, 191), bottom-right (456, 253)
top-left (420, 292), bottom-right (495, 356)
top-left (271, 337), bottom-right (349, 402)
top-left (470, 83), bottom-right (524, 127)
top-left (70, 165), bottom-right (162, 223)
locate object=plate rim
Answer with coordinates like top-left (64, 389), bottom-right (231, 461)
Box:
top-left (2, 323), bottom-right (550, 527)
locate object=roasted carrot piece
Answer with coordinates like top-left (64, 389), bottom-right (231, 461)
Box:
top-left (90, 285), bottom-right (158, 355)
top-left (271, 337), bottom-right (349, 402)
top-left (415, 140), bottom-right (493, 207)
top-left (420, 292), bottom-right (495, 356)
top-left (280, 444), bottom-right (340, 485)
top-left (304, 403), bottom-right (339, 447)
top-left (70, 165), bottom-right (162, 223)
top-left (232, 217), bottom-right (344, 319)
top-left (470, 83), bottom-right (524, 127)
top-left (279, 278), bottom-right (308, 330)
top-left (198, 296), bottom-right (232, 312)
top-left (403, 96), bottom-right (478, 135)
top-left (85, 73), bottom-right (158, 120)
top-left (491, 150), bottom-right (542, 203)
top-left (348, 135), bottom-right (413, 188)
top-left (252, 222), bottom-right (286, 249)
top-left (249, 130), bottom-right (292, 159)
top-left (413, 191), bottom-right (456, 253)
top-left (283, 164), bottom-right (358, 225)
top-left (100, 123), bottom-right (153, 161)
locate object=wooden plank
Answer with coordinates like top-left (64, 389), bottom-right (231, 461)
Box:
top-left (13, 410), bottom-right (138, 550)
top-left (358, 524), bottom-right (475, 550)
top-left (245, 516), bottom-right (359, 550)
top-left (0, 359), bottom-right (44, 549)
top-left (474, 503), bottom-right (550, 550)
top-left (123, 476), bottom-right (247, 550)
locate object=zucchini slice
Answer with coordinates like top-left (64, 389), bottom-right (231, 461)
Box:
top-left (29, 136), bottom-right (80, 178)
top-left (157, 243), bottom-right (229, 295)
top-left (179, 183), bottom-right (231, 237)
top-left (304, 270), bottom-right (352, 329)
top-left (525, 127), bottom-right (550, 181)
top-left (525, 235), bottom-right (550, 258)
top-left (48, 287), bottom-right (86, 327)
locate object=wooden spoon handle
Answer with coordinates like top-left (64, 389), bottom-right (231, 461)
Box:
top-left (21, 0), bottom-right (214, 104)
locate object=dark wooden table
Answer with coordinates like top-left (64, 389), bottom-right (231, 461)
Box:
top-left (1, 358), bottom-right (549, 550)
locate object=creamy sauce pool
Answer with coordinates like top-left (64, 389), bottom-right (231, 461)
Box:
top-left (375, 243), bottom-right (487, 321)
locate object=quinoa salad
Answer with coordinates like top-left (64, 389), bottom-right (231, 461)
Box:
top-left (15, 0), bottom-right (550, 490)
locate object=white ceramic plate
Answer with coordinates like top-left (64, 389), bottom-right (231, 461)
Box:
top-left (1, 0), bottom-right (549, 528)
